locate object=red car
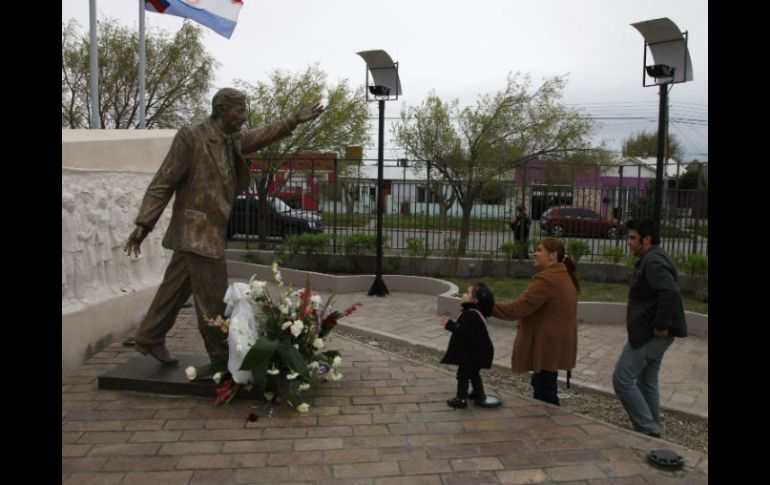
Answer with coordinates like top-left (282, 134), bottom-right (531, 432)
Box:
top-left (540, 206), bottom-right (625, 239)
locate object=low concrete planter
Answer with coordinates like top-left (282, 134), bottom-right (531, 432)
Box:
top-left (227, 249), bottom-right (707, 293)
top-left (226, 254), bottom-right (708, 339)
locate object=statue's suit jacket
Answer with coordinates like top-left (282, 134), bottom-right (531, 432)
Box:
top-left (135, 117), bottom-right (293, 259)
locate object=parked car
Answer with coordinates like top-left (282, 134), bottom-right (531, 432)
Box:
top-left (540, 206), bottom-right (625, 239)
top-left (227, 195), bottom-right (323, 239)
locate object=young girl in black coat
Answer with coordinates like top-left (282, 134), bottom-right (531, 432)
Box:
top-left (440, 282), bottom-right (495, 409)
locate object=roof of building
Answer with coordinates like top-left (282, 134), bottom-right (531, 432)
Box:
top-left (617, 157), bottom-right (686, 178)
top-left (352, 164), bottom-right (427, 181)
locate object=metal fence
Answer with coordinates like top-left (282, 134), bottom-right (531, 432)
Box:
top-left (226, 157), bottom-right (708, 263)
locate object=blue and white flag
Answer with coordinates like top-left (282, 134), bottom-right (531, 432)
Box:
top-left (146, 0), bottom-right (243, 39)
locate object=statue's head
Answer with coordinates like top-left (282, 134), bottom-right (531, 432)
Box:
top-left (63, 191), bottom-right (75, 212)
top-left (211, 88), bottom-right (247, 134)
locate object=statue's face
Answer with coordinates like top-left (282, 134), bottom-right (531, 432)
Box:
top-left (63, 198), bottom-right (75, 211)
top-left (220, 102), bottom-right (246, 134)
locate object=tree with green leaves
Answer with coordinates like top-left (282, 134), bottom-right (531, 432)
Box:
top-left (622, 130), bottom-right (684, 161)
top-left (393, 73), bottom-right (601, 254)
top-left (234, 65), bottom-right (370, 242)
top-left (62, 18), bottom-right (217, 129)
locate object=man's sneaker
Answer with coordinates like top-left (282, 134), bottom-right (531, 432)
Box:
top-left (446, 397), bottom-right (468, 409)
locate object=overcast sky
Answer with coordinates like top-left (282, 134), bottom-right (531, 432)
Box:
top-left (62, 0), bottom-right (708, 163)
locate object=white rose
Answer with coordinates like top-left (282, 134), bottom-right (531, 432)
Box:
top-left (286, 371), bottom-right (299, 380)
top-left (299, 383), bottom-right (310, 391)
top-left (308, 361), bottom-right (319, 370)
top-left (296, 403), bottom-right (310, 413)
top-left (330, 371), bottom-right (343, 381)
top-left (250, 280), bottom-right (267, 298)
top-left (310, 294), bottom-right (323, 308)
top-left (185, 366), bottom-right (197, 381)
top-left (313, 338), bottom-right (324, 350)
top-left (281, 321), bottom-right (293, 331)
top-left (212, 372), bottom-right (222, 384)
top-left (332, 356), bottom-right (342, 368)
top-left (290, 321), bottom-right (304, 337)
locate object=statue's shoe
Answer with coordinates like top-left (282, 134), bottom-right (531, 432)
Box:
top-left (135, 344), bottom-right (179, 366)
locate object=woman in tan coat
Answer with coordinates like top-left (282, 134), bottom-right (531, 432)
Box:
top-left (492, 238), bottom-right (579, 406)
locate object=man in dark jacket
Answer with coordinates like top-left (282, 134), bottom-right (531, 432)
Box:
top-left (124, 87), bottom-right (323, 368)
top-left (612, 218), bottom-right (687, 437)
top-left (510, 205), bottom-right (531, 258)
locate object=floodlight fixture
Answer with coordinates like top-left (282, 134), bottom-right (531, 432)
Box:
top-left (645, 64), bottom-right (675, 79)
top-left (357, 50), bottom-right (401, 102)
top-left (368, 85), bottom-right (391, 97)
top-left (631, 17), bottom-right (693, 234)
top-left (631, 17), bottom-right (693, 87)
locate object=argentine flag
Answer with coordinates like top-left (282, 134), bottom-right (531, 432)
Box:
top-left (146, 0), bottom-right (243, 39)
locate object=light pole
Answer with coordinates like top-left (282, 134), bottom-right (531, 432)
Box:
top-left (631, 18), bottom-right (693, 233)
top-left (357, 50), bottom-right (402, 297)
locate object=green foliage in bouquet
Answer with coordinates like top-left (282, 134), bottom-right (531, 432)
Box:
top-left (236, 262), bottom-right (359, 411)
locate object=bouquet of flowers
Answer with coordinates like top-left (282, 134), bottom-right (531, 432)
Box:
top-left (187, 261), bottom-right (359, 412)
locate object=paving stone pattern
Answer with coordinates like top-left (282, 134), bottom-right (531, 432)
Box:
top-left (62, 299), bottom-right (707, 484)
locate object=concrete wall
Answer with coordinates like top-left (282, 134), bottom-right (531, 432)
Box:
top-left (62, 129), bottom-right (176, 172)
top-left (62, 130), bottom-right (176, 371)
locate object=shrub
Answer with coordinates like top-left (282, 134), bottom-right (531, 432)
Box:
top-left (686, 254), bottom-right (708, 277)
top-left (405, 238), bottom-right (427, 257)
top-left (442, 237), bottom-right (462, 257)
top-left (342, 233), bottom-right (388, 256)
top-left (500, 241), bottom-right (528, 260)
top-left (625, 255), bottom-right (640, 269)
top-left (600, 246), bottom-right (626, 264)
top-left (695, 287), bottom-right (708, 302)
top-left (566, 240), bottom-right (590, 263)
top-left (284, 233), bottom-right (330, 256)
top-left (499, 241), bottom-right (516, 260)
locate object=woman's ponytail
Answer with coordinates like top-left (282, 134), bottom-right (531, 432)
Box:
top-left (563, 256), bottom-right (581, 294)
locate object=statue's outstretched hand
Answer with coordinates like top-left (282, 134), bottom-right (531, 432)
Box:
top-left (294, 103), bottom-right (324, 124)
top-left (124, 225), bottom-right (149, 258)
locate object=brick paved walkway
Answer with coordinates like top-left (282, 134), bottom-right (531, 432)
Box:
top-left (330, 292), bottom-right (708, 420)
top-left (62, 304), bottom-right (707, 484)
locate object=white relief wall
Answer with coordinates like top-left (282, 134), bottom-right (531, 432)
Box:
top-left (62, 169), bottom-right (173, 313)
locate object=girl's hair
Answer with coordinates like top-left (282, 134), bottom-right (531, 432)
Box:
top-left (472, 282), bottom-right (495, 317)
top-left (536, 238), bottom-right (581, 294)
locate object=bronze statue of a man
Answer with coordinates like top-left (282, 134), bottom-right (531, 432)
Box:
top-left (124, 87), bottom-right (323, 367)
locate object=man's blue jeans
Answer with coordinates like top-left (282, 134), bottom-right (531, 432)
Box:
top-left (612, 335), bottom-right (674, 435)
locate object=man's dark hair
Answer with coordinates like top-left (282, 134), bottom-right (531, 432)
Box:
top-left (473, 282), bottom-right (495, 317)
top-left (626, 218), bottom-right (660, 245)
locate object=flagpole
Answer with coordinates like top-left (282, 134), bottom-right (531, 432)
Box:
top-left (89, 0), bottom-right (100, 128)
top-left (138, 0), bottom-right (146, 128)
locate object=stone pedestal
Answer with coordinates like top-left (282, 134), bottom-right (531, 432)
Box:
top-left (98, 355), bottom-right (265, 400)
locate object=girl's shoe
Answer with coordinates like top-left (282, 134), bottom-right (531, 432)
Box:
top-left (446, 397), bottom-right (468, 409)
top-left (468, 391), bottom-right (486, 402)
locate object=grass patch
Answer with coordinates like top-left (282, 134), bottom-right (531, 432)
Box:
top-left (445, 276), bottom-right (707, 315)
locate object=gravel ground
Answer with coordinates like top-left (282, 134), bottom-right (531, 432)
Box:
top-left (333, 328), bottom-right (708, 455)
